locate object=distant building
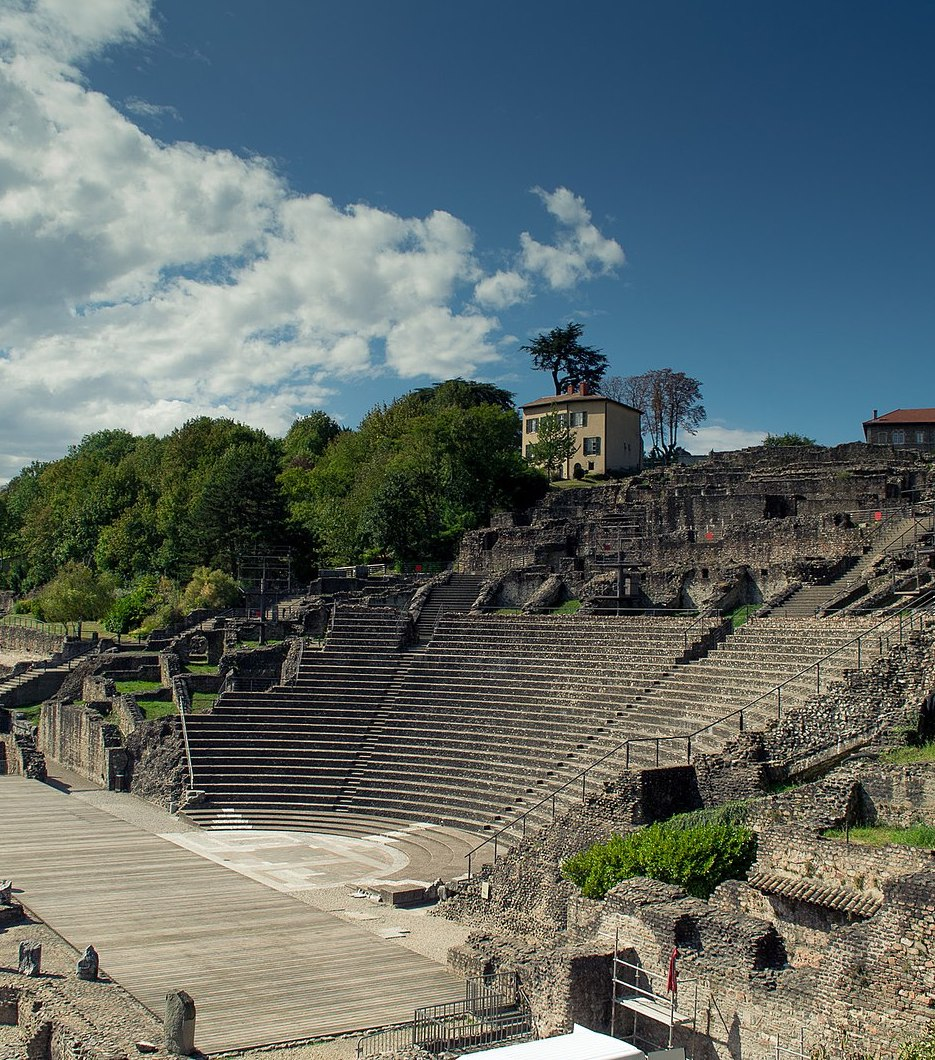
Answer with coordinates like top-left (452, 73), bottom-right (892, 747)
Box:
top-left (522, 383), bottom-right (642, 478)
top-left (863, 409), bottom-right (935, 452)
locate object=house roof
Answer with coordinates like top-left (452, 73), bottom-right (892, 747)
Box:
top-left (522, 393), bottom-right (640, 413)
top-left (863, 408), bottom-right (935, 426)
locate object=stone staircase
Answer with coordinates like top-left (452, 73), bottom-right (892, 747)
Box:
top-left (771, 516), bottom-right (920, 616)
top-left (181, 609), bottom-right (723, 837)
top-left (472, 613), bottom-right (887, 847)
top-left (413, 573), bottom-right (485, 641)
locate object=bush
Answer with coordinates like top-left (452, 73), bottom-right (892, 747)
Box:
top-left (562, 803), bottom-right (757, 900)
top-left (180, 567), bottom-right (242, 614)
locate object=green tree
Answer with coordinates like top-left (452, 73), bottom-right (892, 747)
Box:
top-left (180, 567), bottom-right (243, 613)
top-left (282, 411), bottom-right (343, 468)
top-left (522, 322), bottom-right (608, 395)
top-left (525, 409), bottom-right (579, 479)
top-left (763, 432), bottom-right (819, 448)
top-left (35, 562), bottom-right (114, 634)
top-left (190, 439), bottom-right (288, 571)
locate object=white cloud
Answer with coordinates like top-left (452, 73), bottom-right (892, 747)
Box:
top-left (473, 270), bottom-right (530, 309)
top-left (0, 1), bottom-right (626, 481)
top-left (519, 186), bottom-right (625, 290)
top-left (123, 97), bottom-right (181, 122)
top-left (385, 307), bottom-right (499, 378)
top-left (685, 425), bottom-right (768, 454)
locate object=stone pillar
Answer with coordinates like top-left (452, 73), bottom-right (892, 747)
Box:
top-left (18, 941), bottom-right (41, 977)
top-left (76, 945), bottom-right (99, 981)
top-left (164, 990), bottom-right (196, 1055)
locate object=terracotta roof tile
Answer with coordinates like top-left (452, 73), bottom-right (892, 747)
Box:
top-left (522, 394), bottom-right (640, 412)
top-left (748, 870), bottom-right (882, 918)
top-left (863, 409), bottom-right (935, 426)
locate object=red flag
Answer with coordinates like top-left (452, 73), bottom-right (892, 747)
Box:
top-left (666, 946), bottom-right (679, 996)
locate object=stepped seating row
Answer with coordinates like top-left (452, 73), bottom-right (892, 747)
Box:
top-left (183, 607), bottom-right (895, 837)
top-left (185, 610), bottom-right (721, 831)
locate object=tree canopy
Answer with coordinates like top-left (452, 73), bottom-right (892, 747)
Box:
top-left (0, 380), bottom-right (545, 593)
top-left (763, 432), bottom-right (819, 448)
top-left (522, 322), bottom-right (608, 395)
top-left (618, 368), bottom-right (706, 465)
top-left (525, 408), bottom-right (579, 480)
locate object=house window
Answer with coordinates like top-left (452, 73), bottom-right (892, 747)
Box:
top-left (893, 430), bottom-right (905, 444)
top-left (525, 445), bottom-right (534, 459)
top-left (917, 431), bottom-right (926, 444)
top-left (525, 418), bottom-right (539, 433)
top-left (569, 411), bottom-right (588, 427)
top-left (583, 436), bottom-right (601, 455)
top-left (555, 413), bottom-right (568, 428)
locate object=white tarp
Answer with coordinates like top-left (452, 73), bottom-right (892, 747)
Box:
top-left (459, 1024), bottom-right (647, 1059)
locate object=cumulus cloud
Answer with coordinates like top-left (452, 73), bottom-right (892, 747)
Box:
top-left (0, 0), bottom-right (626, 480)
top-left (519, 187), bottom-right (625, 290)
top-left (473, 270), bottom-right (530, 309)
top-left (685, 425), bottom-right (768, 454)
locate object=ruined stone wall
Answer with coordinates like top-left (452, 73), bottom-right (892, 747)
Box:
top-left (124, 716), bottom-right (186, 807)
top-left (458, 445), bottom-right (935, 610)
top-left (0, 624), bottom-right (62, 656)
top-left (38, 702), bottom-right (121, 787)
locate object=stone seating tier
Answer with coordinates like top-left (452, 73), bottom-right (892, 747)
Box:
top-left (183, 607), bottom-right (886, 836)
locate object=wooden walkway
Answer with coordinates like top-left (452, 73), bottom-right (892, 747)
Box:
top-left (0, 776), bottom-right (464, 1053)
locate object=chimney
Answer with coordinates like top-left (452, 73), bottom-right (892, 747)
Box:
top-left (873, 409), bottom-right (878, 420)
top-left (580, 381), bottom-right (590, 395)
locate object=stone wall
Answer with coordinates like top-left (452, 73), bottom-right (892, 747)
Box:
top-left (39, 702), bottom-right (123, 788)
top-left (457, 445), bottom-right (935, 609)
top-left (0, 623), bottom-right (63, 656)
top-left (124, 716), bottom-right (186, 807)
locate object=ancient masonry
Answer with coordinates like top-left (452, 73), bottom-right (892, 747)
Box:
top-left (1, 441), bottom-right (935, 1058)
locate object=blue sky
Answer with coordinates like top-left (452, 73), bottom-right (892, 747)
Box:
top-left (1, 0), bottom-right (933, 481)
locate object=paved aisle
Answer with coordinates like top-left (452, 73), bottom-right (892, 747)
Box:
top-left (0, 776), bottom-right (463, 1053)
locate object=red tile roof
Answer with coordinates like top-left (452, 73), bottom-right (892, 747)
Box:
top-left (864, 408), bottom-right (935, 426)
top-left (523, 393), bottom-right (640, 412)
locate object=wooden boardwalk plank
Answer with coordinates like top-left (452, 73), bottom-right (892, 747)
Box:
top-left (0, 777), bottom-right (463, 1052)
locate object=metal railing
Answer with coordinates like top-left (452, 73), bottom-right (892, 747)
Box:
top-left (464, 591), bottom-right (935, 877)
top-left (356, 972), bottom-right (529, 1058)
top-left (174, 676), bottom-right (195, 790)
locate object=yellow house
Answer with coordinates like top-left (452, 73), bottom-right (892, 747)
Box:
top-left (522, 383), bottom-right (642, 478)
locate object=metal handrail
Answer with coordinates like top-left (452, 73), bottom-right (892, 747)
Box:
top-left (174, 677), bottom-right (195, 790)
top-left (464, 589), bottom-right (935, 876)
top-left (291, 635), bottom-right (305, 685)
top-left (818, 505), bottom-right (935, 614)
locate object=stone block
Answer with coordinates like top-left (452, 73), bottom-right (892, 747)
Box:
top-left (164, 989), bottom-right (196, 1055)
top-left (76, 944), bottom-right (99, 981)
top-left (18, 941), bottom-right (40, 977)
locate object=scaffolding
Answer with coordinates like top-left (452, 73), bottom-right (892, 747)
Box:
top-left (610, 931), bottom-right (697, 1056)
top-left (593, 512), bottom-right (646, 614)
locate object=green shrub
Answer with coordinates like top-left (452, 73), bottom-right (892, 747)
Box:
top-left (180, 567), bottom-right (242, 614)
top-left (562, 803), bottom-right (757, 900)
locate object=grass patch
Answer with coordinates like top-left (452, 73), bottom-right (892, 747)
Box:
top-left (137, 700), bottom-right (179, 720)
top-left (237, 638), bottom-right (283, 648)
top-left (550, 478), bottom-right (603, 490)
top-left (495, 608), bottom-right (522, 615)
top-left (882, 741), bottom-right (935, 765)
top-left (114, 679), bottom-right (164, 695)
top-left (185, 662), bottom-right (218, 674)
top-left (824, 822), bottom-right (935, 850)
top-left (730, 604), bottom-right (759, 629)
top-left (190, 692), bottom-right (218, 713)
top-left (550, 599), bottom-right (581, 614)
top-left (14, 704), bottom-right (43, 722)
